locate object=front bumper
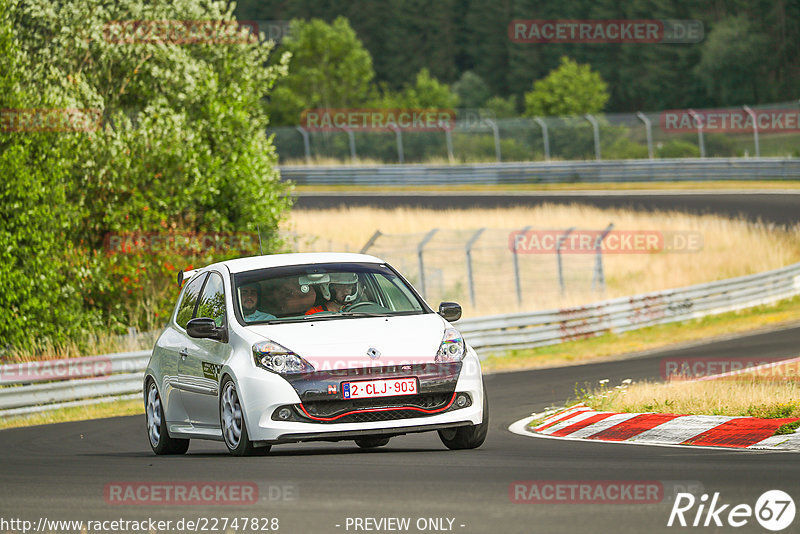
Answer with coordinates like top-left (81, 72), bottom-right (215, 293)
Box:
top-left (237, 349), bottom-right (485, 443)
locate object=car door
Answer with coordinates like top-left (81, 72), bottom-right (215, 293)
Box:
top-left (178, 271), bottom-right (232, 429)
top-left (161, 272), bottom-right (207, 425)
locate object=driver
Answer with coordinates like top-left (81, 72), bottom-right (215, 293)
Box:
top-left (305, 273), bottom-right (359, 315)
top-left (240, 283), bottom-right (277, 322)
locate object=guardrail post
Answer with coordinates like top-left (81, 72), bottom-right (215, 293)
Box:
top-left (389, 124), bottom-right (404, 163)
top-left (485, 119), bottom-right (501, 162)
top-left (585, 114), bottom-right (601, 161)
top-left (417, 229), bottom-right (438, 297)
top-left (359, 230), bottom-right (382, 254)
top-left (688, 109), bottom-right (705, 158)
top-left (557, 227), bottom-right (575, 296)
top-left (534, 118), bottom-right (550, 161)
top-left (592, 223), bottom-right (614, 292)
top-left (512, 225), bottom-right (532, 307)
top-left (465, 228), bottom-right (486, 307)
top-left (743, 105), bottom-right (760, 158)
top-left (342, 126), bottom-right (357, 163)
top-left (636, 112), bottom-right (654, 160)
top-left (295, 126), bottom-right (311, 164)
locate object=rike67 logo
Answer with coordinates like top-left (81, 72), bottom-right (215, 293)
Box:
top-left (668, 490), bottom-right (795, 531)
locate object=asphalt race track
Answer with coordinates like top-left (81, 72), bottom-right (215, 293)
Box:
top-left (2, 191), bottom-right (799, 534)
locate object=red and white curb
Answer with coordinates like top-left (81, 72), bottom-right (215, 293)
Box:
top-left (509, 404), bottom-right (800, 451)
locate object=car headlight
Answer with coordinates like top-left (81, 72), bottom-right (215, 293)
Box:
top-left (436, 327), bottom-right (465, 363)
top-left (252, 339), bottom-right (315, 374)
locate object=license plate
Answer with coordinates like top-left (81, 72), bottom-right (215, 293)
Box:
top-left (341, 377), bottom-right (417, 399)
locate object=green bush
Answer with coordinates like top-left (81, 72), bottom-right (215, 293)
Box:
top-left (2, 0), bottom-right (291, 354)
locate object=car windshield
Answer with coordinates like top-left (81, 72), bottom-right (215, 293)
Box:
top-left (232, 262), bottom-right (427, 324)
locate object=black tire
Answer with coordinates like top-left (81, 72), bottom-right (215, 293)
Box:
top-left (354, 436), bottom-right (391, 449)
top-left (220, 377), bottom-right (271, 456)
top-left (145, 379), bottom-right (190, 455)
top-left (438, 389), bottom-right (489, 450)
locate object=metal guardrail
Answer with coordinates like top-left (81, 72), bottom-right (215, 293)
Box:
top-left (2, 261), bottom-right (799, 416)
top-left (280, 158), bottom-right (800, 185)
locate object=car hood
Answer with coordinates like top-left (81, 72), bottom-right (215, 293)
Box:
top-left (245, 314), bottom-right (447, 370)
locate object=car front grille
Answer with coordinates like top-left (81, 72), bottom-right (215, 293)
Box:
top-left (295, 392), bottom-right (457, 423)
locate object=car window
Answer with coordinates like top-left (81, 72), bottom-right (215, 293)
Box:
top-left (175, 273), bottom-right (207, 329)
top-left (196, 272), bottom-right (226, 328)
top-left (373, 272), bottom-right (418, 309)
top-left (232, 263), bottom-right (427, 324)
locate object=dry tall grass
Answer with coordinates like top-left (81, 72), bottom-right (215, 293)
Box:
top-left (585, 376), bottom-right (800, 418)
top-left (283, 205), bottom-right (800, 316)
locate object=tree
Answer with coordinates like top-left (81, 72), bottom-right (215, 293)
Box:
top-left (524, 56), bottom-right (610, 117)
top-left (3, 0), bottom-right (292, 351)
top-left (384, 68), bottom-right (459, 109)
top-left (453, 71), bottom-right (491, 109)
top-left (695, 15), bottom-right (772, 105)
top-left (268, 17), bottom-right (376, 125)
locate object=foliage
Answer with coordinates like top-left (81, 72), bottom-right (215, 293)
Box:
top-left (268, 17), bottom-right (376, 125)
top-left (524, 57), bottom-right (609, 118)
top-left (452, 71), bottom-right (490, 109)
top-left (2, 0), bottom-right (291, 353)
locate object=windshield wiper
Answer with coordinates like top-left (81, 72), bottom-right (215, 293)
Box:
top-left (338, 312), bottom-right (390, 318)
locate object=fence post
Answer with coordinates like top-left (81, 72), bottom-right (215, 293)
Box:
top-left (585, 114), bottom-right (601, 161)
top-left (557, 227), bottom-right (575, 296)
top-left (465, 228), bottom-right (486, 307)
top-left (534, 118), bottom-right (550, 161)
top-left (342, 126), bottom-right (357, 163)
top-left (636, 112), bottom-right (654, 160)
top-left (512, 225), bottom-right (532, 307)
top-left (389, 124), bottom-right (404, 163)
top-left (445, 129), bottom-right (455, 164)
top-left (743, 105), bottom-right (760, 158)
top-left (592, 223), bottom-right (614, 293)
top-left (485, 119), bottom-right (501, 162)
top-left (688, 109), bottom-right (705, 158)
top-left (295, 126), bottom-right (311, 164)
top-left (359, 230), bottom-right (382, 254)
top-left (417, 229), bottom-right (438, 297)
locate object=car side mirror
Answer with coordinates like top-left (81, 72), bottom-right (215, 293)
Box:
top-left (438, 302), bottom-right (462, 322)
top-left (186, 317), bottom-right (227, 342)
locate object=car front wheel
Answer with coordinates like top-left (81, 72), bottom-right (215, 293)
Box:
top-left (220, 377), bottom-right (271, 456)
top-left (438, 388), bottom-right (489, 450)
top-left (145, 380), bottom-right (189, 455)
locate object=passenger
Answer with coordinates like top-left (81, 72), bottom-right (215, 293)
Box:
top-left (239, 283), bottom-right (276, 322)
top-left (266, 276), bottom-right (316, 316)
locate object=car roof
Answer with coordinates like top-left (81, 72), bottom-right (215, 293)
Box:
top-left (206, 252), bottom-right (387, 274)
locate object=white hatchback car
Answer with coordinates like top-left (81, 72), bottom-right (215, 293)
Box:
top-left (143, 253), bottom-right (488, 456)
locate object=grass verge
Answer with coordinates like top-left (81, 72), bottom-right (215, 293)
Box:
top-left (482, 295), bottom-right (800, 373)
top-left (0, 398), bottom-right (143, 430)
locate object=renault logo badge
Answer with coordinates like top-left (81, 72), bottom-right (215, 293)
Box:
top-left (367, 348), bottom-right (381, 360)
